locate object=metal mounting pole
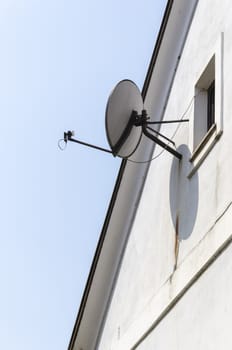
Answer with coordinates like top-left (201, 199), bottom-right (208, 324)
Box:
top-left (146, 119), bottom-right (189, 125)
top-left (64, 131), bottom-right (113, 155)
top-left (142, 124), bottom-right (182, 160)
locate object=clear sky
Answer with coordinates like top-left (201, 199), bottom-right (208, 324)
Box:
top-left (0, 1), bottom-right (167, 349)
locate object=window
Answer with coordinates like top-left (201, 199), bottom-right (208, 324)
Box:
top-left (193, 56), bottom-right (215, 150)
top-left (188, 33), bottom-right (224, 178)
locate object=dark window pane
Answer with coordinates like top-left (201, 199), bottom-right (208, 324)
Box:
top-left (207, 81), bottom-right (215, 130)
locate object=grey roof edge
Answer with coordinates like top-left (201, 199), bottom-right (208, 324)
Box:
top-left (67, 160), bottom-right (127, 350)
top-left (142, 0), bottom-right (174, 99)
top-left (67, 1), bottom-right (174, 349)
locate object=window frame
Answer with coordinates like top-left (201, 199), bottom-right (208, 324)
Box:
top-left (188, 33), bottom-right (224, 178)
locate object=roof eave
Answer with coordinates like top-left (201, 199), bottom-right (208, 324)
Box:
top-left (68, 2), bottom-right (174, 347)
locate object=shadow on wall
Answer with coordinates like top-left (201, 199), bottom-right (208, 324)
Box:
top-left (169, 145), bottom-right (199, 240)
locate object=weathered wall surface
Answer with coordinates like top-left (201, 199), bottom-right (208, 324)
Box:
top-left (98, 0), bottom-right (232, 348)
top-left (137, 241), bottom-right (232, 350)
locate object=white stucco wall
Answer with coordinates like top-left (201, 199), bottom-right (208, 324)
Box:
top-left (98, 1), bottom-right (232, 349)
top-left (137, 241), bottom-right (232, 350)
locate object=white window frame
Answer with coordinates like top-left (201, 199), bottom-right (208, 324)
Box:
top-left (188, 32), bottom-right (224, 178)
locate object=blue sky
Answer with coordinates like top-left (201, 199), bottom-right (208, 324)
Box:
top-left (0, 1), bottom-right (167, 349)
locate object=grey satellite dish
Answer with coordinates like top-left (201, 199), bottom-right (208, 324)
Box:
top-left (105, 79), bottom-right (143, 158)
top-left (62, 79), bottom-right (188, 160)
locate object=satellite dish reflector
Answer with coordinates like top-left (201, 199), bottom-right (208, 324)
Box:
top-left (62, 79), bottom-right (186, 160)
top-left (105, 79), bottom-right (143, 158)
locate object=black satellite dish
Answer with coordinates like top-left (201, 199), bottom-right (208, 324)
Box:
top-left (62, 79), bottom-right (189, 160)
